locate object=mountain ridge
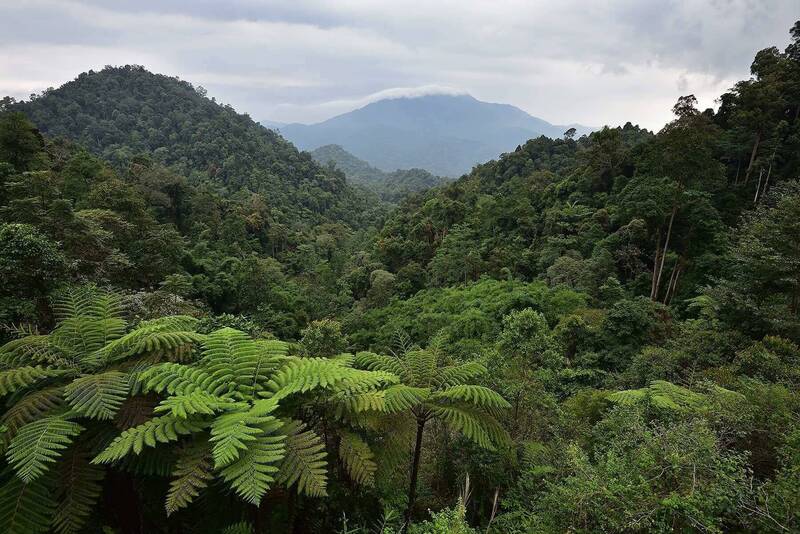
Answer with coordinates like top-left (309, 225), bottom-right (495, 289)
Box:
top-left (271, 93), bottom-right (595, 176)
top-left (310, 144), bottom-right (449, 202)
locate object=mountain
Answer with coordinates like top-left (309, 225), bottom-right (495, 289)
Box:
top-left (11, 65), bottom-right (382, 229)
top-left (274, 94), bottom-right (594, 177)
top-left (310, 144), bottom-right (449, 202)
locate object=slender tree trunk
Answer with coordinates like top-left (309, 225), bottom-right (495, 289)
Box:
top-left (761, 144), bottom-right (778, 201)
top-left (754, 168), bottom-right (764, 204)
top-left (744, 131), bottom-right (761, 183)
top-left (405, 417), bottom-right (427, 525)
top-left (650, 230), bottom-right (662, 300)
top-left (653, 205), bottom-right (677, 301)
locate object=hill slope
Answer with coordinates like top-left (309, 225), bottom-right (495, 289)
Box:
top-left (12, 65), bottom-right (379, 229)
top-left (276, 94), bottom-right (594, 176)
top-left (310, 144), bottom-right (448, 201)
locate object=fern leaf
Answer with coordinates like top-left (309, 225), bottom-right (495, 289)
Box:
top-left (429, 404), bottom-right (502, 450)
top-left (0, 366), bottom-right (65, 396)
top-left (276, 420), bottom-right (328, 497)
top-left (354, 351), bottom-right (407, 379)
top-left (405, 350), bottom-right (437, 387)
top-left (210, 400), bottom-right (280, 468)
top-left (93, 415), bottom-right (205, 464)
top-left (0, 472), bottom-right (56, 534)
top-left (52, 448), bottom-right (104, 534)
top-left (338, 431), bottom-right (377, 486)
top-left (165, 441), bottom-right (213, 515)
top-left (98, 316), bottom-right (203, 364)
top-left (383, 385), bottom-right (430, 412)
top-left (434, 362), bottom-right (487, 388)
top-left (7, 416), bottom-right (84, 482)
top-left (140, 363), bottom-right (214, 396)
top-left (2, 387), bottom-right (64, 437)
top-left (219, 418), bottom-right (286, 504)
top-left (64, 371), bottom-right (130, 420)
top-left (433, 385), bottom-right (511, 409)
top-left (155, 391), bottom-right (239, 419)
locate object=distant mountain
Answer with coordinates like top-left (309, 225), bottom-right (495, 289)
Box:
top-left (274, 94), bottom-right (594, 177)
top-left (310, 144), bottom-right (448, 202)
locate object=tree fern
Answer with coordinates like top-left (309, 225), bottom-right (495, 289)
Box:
top-left (608, 381), bottom-right (710, 411)
top-left (353, 345), bottom-right (509, 522)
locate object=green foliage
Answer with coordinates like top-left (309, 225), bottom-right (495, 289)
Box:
top-left (7, 416), bottom-right (83, 482)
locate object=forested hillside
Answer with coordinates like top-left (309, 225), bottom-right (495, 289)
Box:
top-left (0, 21), bottom-right (798, 534)
top-left (310, 144), bottom-right (448, 202)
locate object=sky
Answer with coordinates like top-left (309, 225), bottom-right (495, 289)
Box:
top-left (1, 0), bottom-right (797, 130)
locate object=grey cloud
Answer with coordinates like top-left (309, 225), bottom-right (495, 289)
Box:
top-left (0, 0), bottom-right (796, 129)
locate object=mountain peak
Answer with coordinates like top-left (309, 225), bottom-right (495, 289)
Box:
top-left (277, 93), bottom-right (594, 176)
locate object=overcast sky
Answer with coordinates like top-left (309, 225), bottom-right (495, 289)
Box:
top-left (1, 1), bottom-right (797, 130)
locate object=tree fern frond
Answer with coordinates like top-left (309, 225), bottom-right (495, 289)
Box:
top-left (608, 381), bottom-right (708, 411)
top-left (434, 362), bottom-right (487, 388)
top-left (98, 316), bottom-right (203, 364)
top-left (276, 420), bottom-right (328, 497)
top-left (52, 448), bottom-right (104, 534)
top-left (7, 416), bottom-right (84, 482)
top-left (429, 404), bottom-right (498, 450)
top-left (354, 351), bottom-right (407, 379)
top-left (93, 415), bottom-right (205, 464)
top-left (140, 363), bottom-right (214, 396)
top-left (405, 350), bottom-right (437, 387)
top-left (201, 328), bottom-right (263, 399)
top-left (0, 472), bottom-right (56, 534)
top-left (607, 387), bottom-right (647, 406)
top-left (383, 385), bottom-right (430, 412)
top-left (0, 335), bottom-right (67, 368)
top-left (2, 387), bottom-right (64, 437)
top-left (0, 366), bottom-right (65, 396)
top-left (165, 440), bottom-right (213, 516)
top-left (433, 385), bottom-right (511, 409)
top-left (155, 391), bottom-right (240, 419)
top-left (64, 371), bottom-right (130, 420)
top-left (209, 400), bottom-right (280, 468)
top-left (219, 418), bottom-right (286, 505)
top-left (266, 358), bottom-right (397, 400)
top-left (338, 431), bottom-right (377, 486)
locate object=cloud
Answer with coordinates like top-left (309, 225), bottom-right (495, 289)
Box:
top-left (0, 0), bottom-right (796, 129)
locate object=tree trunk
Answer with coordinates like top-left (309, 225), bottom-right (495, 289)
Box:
top-left (405, 417), bottom-right (427, 525)
top-left (744, 131), bottom-right (761, 183)
top-left (653, 205), bottom-right (677, 301)
top-left (650, 230), bottom-right (662, 300)
top-left (754, 168), bottom-right (764, 204)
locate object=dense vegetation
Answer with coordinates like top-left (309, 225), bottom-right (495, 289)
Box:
top-left (0, 21), bottom-right (798, 534)
top-left (310, 144), bottom-right (448, 203)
